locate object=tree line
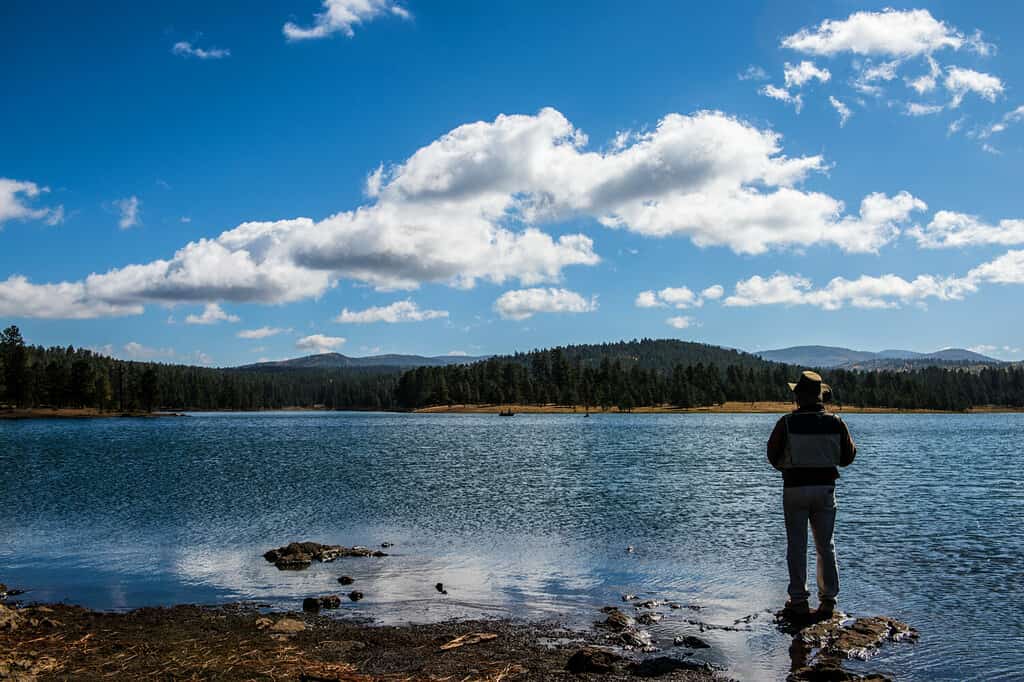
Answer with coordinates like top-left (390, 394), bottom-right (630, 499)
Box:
top-left (0, 326), bottom-right (400, 412)
top-left (3, 327), bottom-right (1023, 413)
top-left (394, 342), bottom-right (1024, 411)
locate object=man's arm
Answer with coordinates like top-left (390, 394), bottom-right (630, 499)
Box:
top-left (838, 419), bottom-right (856, 467)
top-left (767, 417), bottom-right (787, 470)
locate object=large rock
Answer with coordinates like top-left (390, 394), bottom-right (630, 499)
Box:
top-left (263, 542), bottom-right (387, 570)
top-left (797, 615), bottom-right (918, 659)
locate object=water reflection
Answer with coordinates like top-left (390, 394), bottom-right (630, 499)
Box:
top-left (2, 412), bottom-right (1022, 680)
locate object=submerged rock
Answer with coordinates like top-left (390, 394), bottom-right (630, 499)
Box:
top-left (636, 611), bottom-right (662, 625)
top-left (600, 609), bottom-right (635, 631)
top-left (788, 662), bottom-right (893, 682)
top-left (348, 591), bottom-right (364, 602)
top-left (674, 635), bottom-right (711, 649)
top-left (629, 657), bottom-right (714, 677)
top-left (614, 628), bottom-right (654, 650)
top-left (565, 647), bottom-right (623, 673)
top-left (338, 575), bottom-right (354, 585)
top-left (263, 542), bottom-right (387, 570)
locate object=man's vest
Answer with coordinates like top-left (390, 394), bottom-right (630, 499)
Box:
top-left (780, 412), bottom-right (842, 469)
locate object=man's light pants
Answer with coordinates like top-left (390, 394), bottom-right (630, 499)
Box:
top-left (783, 485), bottom-right (839, 604)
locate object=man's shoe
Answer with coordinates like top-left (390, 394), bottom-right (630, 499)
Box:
top-left (817, 599), bottom-right (837, 616)
top-left (784, 600), bottom-right (810, 616)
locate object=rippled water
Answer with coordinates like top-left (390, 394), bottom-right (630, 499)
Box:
top-left (2, 412), bottom-right (1022, 680)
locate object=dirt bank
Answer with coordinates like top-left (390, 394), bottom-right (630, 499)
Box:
top-left (0, 602), bottom-right (723, 681)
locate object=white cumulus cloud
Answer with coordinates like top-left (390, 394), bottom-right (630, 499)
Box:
top-left (284, 0), bottom-right (410, 40)
top-left (335, 299), bottom-right (448, 323)
top-left (911, 211), bottom-right (1024, 249)
top-left (122, 341), bottom-right (176, 360)
top-left (0, 178), bottom-right (63, 228)
top-left (494, 288), bottom-right (597, 320)
top-left (115, 195), bottom-right (140, 229)
top-left (782, 9), bottom-right (971, 58)
top-left (635, 285), bottom-right (723, 310)
top-left (184, 303), bottom-right (240, 325)
top-left (0, 107), bottom-right (932, 318)
top-left (666, 315), bottom-right (697, 329)
top-left (295, 334), bottom-right (347, 353)
top-left (759, 85), bottom-right (803, 112)
top-left (237, 326), bottom-right (290, 339)
top-left (945, 67), bottom-right (1004, 107)
top-left (721, 249), bottom-right (1024, 310)
top-left (904, 102), bottom-right (944, 117)
top-left (172, 41), bottom-right (230, 59)
top-left (829, 96), bottom-right (852, 126)
top-left (783, 61), bottom-right (831, 88)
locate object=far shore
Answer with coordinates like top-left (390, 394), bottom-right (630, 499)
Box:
top-left (414, 401), bottom-right (1024, 415)
top-left (5, 402), bottom-right (1023, 421)
top-left (0, 408), bottom-right (186, 420)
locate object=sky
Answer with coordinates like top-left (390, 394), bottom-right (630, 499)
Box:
top-left (2, 0), bottom-right (1023, 366)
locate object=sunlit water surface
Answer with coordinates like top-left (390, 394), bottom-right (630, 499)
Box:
top-left (2, 412), bottom-right (1021, 680)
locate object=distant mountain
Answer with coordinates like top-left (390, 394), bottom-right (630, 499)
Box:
top-left (756, 345), bottom-right (1001, 369)
top-left (237, 352), bottom-right (489, 371)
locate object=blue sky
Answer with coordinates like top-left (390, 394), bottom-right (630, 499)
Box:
top-left (2, 0), bottom-right (1023, 366)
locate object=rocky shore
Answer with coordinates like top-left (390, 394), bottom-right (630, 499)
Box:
top-left (0, 543), bottom-right (919, 681)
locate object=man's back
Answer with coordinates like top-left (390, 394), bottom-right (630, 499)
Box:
top-left (767, 407), bottom-right (856, 487)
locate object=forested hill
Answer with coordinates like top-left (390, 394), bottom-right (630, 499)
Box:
top-left (504, 339), bottom-right (767, 372)
top-left (3, 326), bottom-right (1024, 413)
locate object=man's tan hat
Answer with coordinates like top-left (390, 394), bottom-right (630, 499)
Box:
top-left (788, 370), bottom-right (831, 402)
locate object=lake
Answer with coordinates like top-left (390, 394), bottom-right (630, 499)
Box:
top-left (1, 412), bottom-right (1021, 680)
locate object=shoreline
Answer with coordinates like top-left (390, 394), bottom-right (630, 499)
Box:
top-left (413, 401), bottom-right (1024, 415)
top-left (0, 600), bottom-right (724, 681)
top-left (4, 402), bottom-right (1023, 420)
top-left (0, 408), bottom-right (186, 420)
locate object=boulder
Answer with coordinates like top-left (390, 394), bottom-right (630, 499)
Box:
top-left (302, 597), bottom-right (321, 612)
top-left (348, 591), bottom-right (364, 602)
top-left (565, 647), bottom-right (623, 674)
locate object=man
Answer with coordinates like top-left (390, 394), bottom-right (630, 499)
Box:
top-left (767, 370), bottom-right (856, 617)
